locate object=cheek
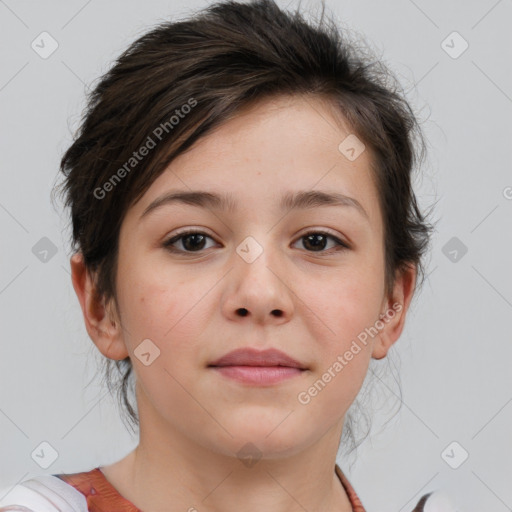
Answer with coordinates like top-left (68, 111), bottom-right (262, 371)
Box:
top-left (297, 265), bottom-right (382, 403)
top-left (116, 262), bottom-right (211, 362)
top-left (304, 264), bottom-right (384, 343)
top-left (115, 271), bottom-right (211, 413)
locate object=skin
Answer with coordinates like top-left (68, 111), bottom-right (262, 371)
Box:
top-left (71, 94), bottom-right (416, 512)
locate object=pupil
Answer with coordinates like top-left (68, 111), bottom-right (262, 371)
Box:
top-left (305, 234), bottom-right (326, 251)
top-left (184, 234), bottom-right (205, 251)
top-left (180, 234), bottom-right (328, 252)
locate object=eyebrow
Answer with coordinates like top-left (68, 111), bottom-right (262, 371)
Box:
top-left (140, 189), bottom-right (369, 221)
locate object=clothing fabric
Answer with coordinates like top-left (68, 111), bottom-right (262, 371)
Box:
top-left (0, 464), bottom-right (433, 511)
top-left (0, 473), bottom-right (88, 512)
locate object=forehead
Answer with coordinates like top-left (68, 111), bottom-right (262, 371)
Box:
top-left (128, 94), bottom-right (382, 228)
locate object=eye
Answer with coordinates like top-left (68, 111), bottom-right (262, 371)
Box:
top-left (162, 229), bottom-right (350, 255)
top-left (293, 231), bottom-right (350, 254)
top-left (163, 230), bottom-right (217, 253)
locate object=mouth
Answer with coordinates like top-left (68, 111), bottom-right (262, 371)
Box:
top-left (208, 347), bottom-right (307, 386)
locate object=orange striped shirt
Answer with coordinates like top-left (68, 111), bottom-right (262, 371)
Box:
top-left (55, 464), bottom-right (429, 511)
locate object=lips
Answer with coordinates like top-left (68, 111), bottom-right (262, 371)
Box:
top-left (208, 347), bottom-right (306, 369)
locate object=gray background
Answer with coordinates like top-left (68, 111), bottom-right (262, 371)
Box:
top-left (0, 0), bottom-right (511, 511)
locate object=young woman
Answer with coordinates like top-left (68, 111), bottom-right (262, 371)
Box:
top-left (0, 0), bottom-right (441, 510)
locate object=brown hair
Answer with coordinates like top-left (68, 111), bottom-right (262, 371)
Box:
top-left (52, 0), bottom-right (435, 451)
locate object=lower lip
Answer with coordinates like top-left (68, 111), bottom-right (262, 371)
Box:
top-left (210, 366), bottom-right (303, 385)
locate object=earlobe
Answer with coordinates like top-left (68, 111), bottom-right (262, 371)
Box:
top-left (70, 252), bottom-right (129, 361)
top-left (371, 264), bottom-right (417, 360)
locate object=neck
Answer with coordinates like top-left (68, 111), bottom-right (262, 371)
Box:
top-left (101, 421), bottom-right (353, 512)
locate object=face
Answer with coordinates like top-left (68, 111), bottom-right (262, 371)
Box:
top-left (74, 94), bottom-right (413, 460)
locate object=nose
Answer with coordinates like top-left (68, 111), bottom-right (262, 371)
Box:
top-left (221, 238), bottom-right (294, 325)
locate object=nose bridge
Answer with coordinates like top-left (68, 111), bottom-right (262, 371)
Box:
top-left (224, 231), bottom-right (293, 322)
top-left (235, 233), bottom-right (280, 288)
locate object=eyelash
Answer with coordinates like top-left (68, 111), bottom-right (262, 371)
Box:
top-left (162, 229), bottom-right (350, 255)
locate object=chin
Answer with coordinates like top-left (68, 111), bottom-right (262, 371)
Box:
top-left (206, 435), bottom-right (309, 463)
top-left (205, 414), bottom-right (315, 460)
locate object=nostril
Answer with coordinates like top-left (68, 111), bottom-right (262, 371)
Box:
top-left (271, 310), bottom-right (283, 317)
top-left (237, 308), bottom-right (248, 316)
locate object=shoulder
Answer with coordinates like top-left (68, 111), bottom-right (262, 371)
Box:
top-left (0, 474), bottom-right (88, 512)
top-left (335, 465), bottom-right (457, 512)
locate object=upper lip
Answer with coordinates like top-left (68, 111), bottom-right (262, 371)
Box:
top-left (209, 348), bottom-right (306, 369)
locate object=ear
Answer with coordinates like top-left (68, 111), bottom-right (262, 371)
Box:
top-left (372, 264), bottom-right (417, 360)
top-left (70, 252), bottom-right (129, 360)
